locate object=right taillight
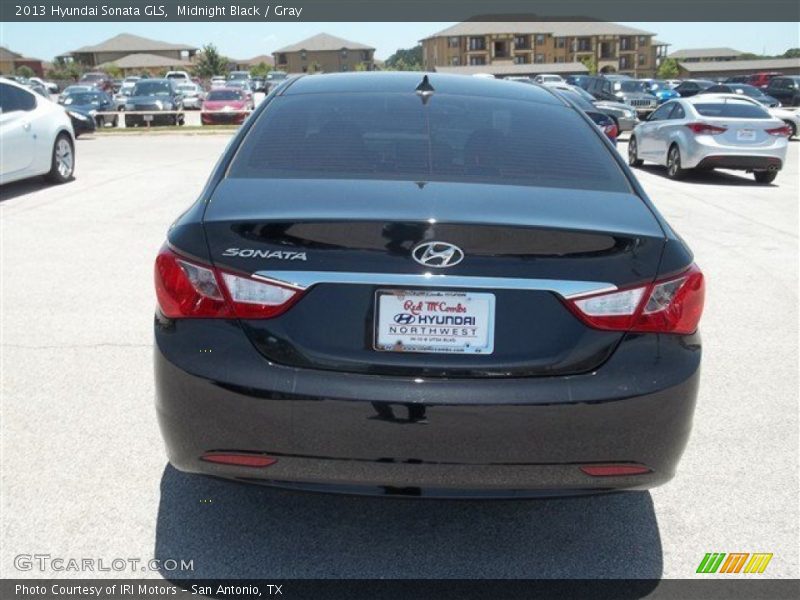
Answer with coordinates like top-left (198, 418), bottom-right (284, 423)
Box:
top-left (685, 122), bottom-right (727, 135)
top-left (566, 264), bottom-right (705, 335)
top-left (154, 245), bottom-right (304, 319)
top-left (765, 125), bottom-right (792, 137)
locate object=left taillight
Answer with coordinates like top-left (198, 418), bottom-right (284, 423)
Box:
top-left (154, 245), bottom-right (303, 319)
top-left (565, 263), bottom-right (705, 335)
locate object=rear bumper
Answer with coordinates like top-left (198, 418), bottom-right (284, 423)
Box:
top-left (695, 155), bottom-right (783, 171)
top-left (155, 319), bottom-right (701, 497)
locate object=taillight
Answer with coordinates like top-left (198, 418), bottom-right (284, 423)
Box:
top-left (603, 122), bottom-right (619, 139)
top-left (566, 263), bottom-right (705, 334)
top-left (765, 125), bottom-right (792, 137)
top-left (154, 245), bottom-right (303, 319)
top-left (685, 122), bottom-right (727, 135)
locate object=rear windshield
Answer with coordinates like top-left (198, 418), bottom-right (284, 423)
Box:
top-left (207, 90), bottom-right (242, 101)
top-left (693, 101), bottom-right (770, 119)
top-left (228, 93), bottom-right (629, 192)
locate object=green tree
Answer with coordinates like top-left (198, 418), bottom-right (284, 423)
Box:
top-left (193, 44), bottom-right (229, 79)
top-left (104, 64), bottom-right (123, 79)
top-left (657, 57), bottom-right (680, 79)
top-left (249, 61), bottom-right (272, 78)
top-left (579, 55), bottom-right (597, 75)
top-left (385, 45), bottom-right (423, 70)
top-left (783, 48), bottom-right (800, 58)
top-left (15, 65), bottom-right (34, 78)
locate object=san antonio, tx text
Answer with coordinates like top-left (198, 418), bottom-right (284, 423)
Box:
top-left (16, 584), bottom-right (282, 597)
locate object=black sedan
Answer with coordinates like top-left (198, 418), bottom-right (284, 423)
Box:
top-left (699, 83), bottom-right (781, 107)
top-left (674, 79), bottom-right (715, 97)
top-left (550, 86), bottom-right (619, 143)
top-left (62, 91), bottom-right (118, 128)
top-left (154, 73), bottom-right (705, 498)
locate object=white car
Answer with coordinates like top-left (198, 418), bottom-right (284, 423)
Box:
top-left (628, 96), bottom-right (789, 184)
top-left (0, 77), bottom-right (75, 185)
top-left (534, 74), bottom-right (565, 84)
top-left (29, 77), bottom-right (58, 93)
top-left (165, 71), bottom-right (192, 81)
top-left (699, 92), bottom-right (800, 139)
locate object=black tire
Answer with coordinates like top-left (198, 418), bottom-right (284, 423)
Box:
top-left (112, 116), bottom-right (119, 128)
top-left (754, 170), bottom-right (778, 184)
top-left (784, 120), bottom-right (797, 139)
top-left (45, 133), bottom-right (74, 184)
top-left (628, 136), bottom-right (643, 167)
top-left (666, 144), bottom-right (686, 180)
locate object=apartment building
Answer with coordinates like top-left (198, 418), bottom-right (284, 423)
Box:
top-left (421, 21), bottom-right (668, 78)
top-left (273, 33), bottom-right (374, 74)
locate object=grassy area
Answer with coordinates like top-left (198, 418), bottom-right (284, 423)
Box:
top-left (94, 125), bottom-right (238, 136)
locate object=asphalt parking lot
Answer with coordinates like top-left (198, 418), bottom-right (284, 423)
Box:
top-left (1, 133), bottom-right (797, 581)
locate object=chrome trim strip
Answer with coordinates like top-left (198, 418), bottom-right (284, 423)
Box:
top-left (252, 270), bottom-right (616, 299)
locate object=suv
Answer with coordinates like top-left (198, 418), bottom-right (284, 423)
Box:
top-left (585, 76), bottom-right (657, 117)
top-left (228, 71), bottom-right (251, 82)
top-left (79, 72), bottom-right (114, 94)
top-left (746, 72), bottom-right (782, 89)
top-left (123, 78), bottom-right (185, 127)
top-left (766, 76), bottom-right (800, 107)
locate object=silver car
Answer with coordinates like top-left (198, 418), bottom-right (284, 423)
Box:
top-left (545, 82), bottom-right (639, 131)
top-left (177, 82), bottom-right (204, 109)
top-left (628, 96), bottom-right (790, 184)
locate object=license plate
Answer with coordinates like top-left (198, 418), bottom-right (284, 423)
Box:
top-left (737, 129), bottom-right (756, 141)
top-left (374, 290), bottom-right (495, 354)
top-left (143, 114), bottom-right (153, 122)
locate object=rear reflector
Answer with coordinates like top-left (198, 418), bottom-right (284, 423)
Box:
top-left (580, 464), bottom-right (652, 477)
top-left (685, 122), bottom-right (727, 135)
top-left (155, 245), bottom-right (303, 319)
top-left (565, 263), bottom-right (705, 334)
top-left (603, 122), bottom-right (619, 140)
top-left (200, 452), bottom-right (277, 468)
top-left (765, 125), bottom-right (792, 137)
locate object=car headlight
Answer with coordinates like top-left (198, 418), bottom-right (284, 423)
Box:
top-left (154, 100), bottom-right (164, 110)
top-left (68, 111), bottom-right (89, 121)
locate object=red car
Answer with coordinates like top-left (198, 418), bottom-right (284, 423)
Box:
top-left (746, 72), bottom-right (782, 90)
top-left (201, 88), bottom-right (250, 125)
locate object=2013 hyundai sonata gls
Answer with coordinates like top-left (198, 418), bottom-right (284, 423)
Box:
top-left (154, 73), bottom-right (704, 497)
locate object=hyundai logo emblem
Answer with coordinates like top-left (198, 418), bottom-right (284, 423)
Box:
top-left (411, 241), bottom-right (464, 268)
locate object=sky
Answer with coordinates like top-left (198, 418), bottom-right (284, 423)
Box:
top-left (0, 21), bottom-right (797, 62)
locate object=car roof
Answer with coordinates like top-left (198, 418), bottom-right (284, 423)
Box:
top-left (280, 72), bottom-right (563, 105)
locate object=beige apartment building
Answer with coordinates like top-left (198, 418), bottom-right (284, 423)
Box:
top-left (421, 22), bottom-right (668, 78)
top-left (273, 33), bottom-right (375, 74)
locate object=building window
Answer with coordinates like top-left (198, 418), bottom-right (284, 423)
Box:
top-left (278, 53), bottom-right (287, 64)
top-left (534, 54), bottom-right (545, 64)
top-left (513, 55), bottom-right (529, 64)
top-left (361, 50), bottom-right (370, 61)
top-left (514, 35), bottom-right (529, 49)
top-left (469, 55), bottom-right (486, 66)
top-left (341, 64), bottom-right (348, 71)
top-left (300, 50), bottom-right (306, 60)
top-left (577, 38), bottom-right (591, 52)
top-left (535, 34), bottom-right (545, 45)
top-left (468, 37), bottom-right (486, 51)
top-left (620, 37), bottom-right (633, 51)
top-left (556, 56), bottom-right (565, 63)
top-left (638, 54), bottom-right (647, 66)
top-left (556, 38), bottom-right (565, 49)
top-left (448, 36), bottom-right (459, 48)
top-left (341, 48), bottom-right (348, 58)
top-left (620, 56), bottom-right (630, 69)
top-left (638, 36), bottom-right (647, 44)
top-left (450, 56), bottom-right (460, 66)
